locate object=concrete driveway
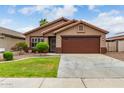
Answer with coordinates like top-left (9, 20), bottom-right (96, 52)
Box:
top-left (58, 54), bottom-right (124, 78)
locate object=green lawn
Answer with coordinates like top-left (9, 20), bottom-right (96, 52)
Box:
top-left (0, 56), bottom-right (60, 77)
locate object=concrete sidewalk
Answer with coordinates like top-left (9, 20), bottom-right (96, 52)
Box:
top-left (0, 78), bottom-right (124, 88)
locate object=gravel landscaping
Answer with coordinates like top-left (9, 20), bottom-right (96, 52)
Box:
top-left (105, 52), bottom-right (124, 61)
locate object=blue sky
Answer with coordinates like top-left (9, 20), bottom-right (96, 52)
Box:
top-left (0, 5), bottom-right (124, 37)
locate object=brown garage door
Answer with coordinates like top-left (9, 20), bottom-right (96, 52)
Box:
top-left (62, 36), bottom-right (100, 53)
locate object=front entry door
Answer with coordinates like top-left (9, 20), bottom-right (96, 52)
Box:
top-left (49, 37), bottom-right (56, 52)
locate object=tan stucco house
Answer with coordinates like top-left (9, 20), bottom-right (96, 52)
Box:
top-left (106, 33), bottom-right (124, 52)
top-left (0, 27), bottom-right (25, 51)
top-left (24, 17), bottom-right (109, 53)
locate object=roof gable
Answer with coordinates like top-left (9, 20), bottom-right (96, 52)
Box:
top-left (53, 20), bottom-right (109, 34)
top-left (43, 20), bottom-right (77, 35)
top-left (24, 17), bottom-right (70, 35)
top-left (24, 17), bottom-right (109, 36)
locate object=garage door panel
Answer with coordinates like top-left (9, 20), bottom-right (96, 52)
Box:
top-left (62, 36), bottom-right (100, 53)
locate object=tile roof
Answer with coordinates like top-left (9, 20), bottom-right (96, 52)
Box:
top-left (24, 17), bottom-right (109, 35)
top-left (24, 17), bottom-right (69, 35)
top-left (53, 20), bottom-right (109, 34)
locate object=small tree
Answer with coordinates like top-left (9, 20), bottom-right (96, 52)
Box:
top-left (39, 19), bottom-right (48, 27)
top-left (36, 42), bottom-right (49, 55)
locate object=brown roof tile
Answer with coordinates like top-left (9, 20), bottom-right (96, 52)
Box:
top-left (54, 20), bottom-right (109, 34)
top-left (24, 17), bottom-right (69, 35)
top-left (24, 17), bottom-right (109, 35)
top-left (80, 20), bottom-right (109, 34)
top-left (53, 21), bottom-right (81, 34)
top-left (43, 20), bottom-right (77, 35)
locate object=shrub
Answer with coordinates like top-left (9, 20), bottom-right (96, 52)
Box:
top-left (16, 42), bottom-right (28, 51)
top-left (3, 51), bottom-right (13, 61)
top-left (36, 42), bottom-right (49, 53)
top-left (32, 47), bottom-right (38, 53)
top-left (11, 42), bottom-right (28, 54)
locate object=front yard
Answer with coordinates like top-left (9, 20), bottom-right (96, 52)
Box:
top-left (0, 56), bottom-right (60, 77)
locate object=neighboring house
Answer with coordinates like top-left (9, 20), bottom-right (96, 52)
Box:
top-left (24, 17), bottom-right (109, 53)
top-left (0, 27), bottom-right (25, 51)
top-left (106, 33), bottom-right (124, 52)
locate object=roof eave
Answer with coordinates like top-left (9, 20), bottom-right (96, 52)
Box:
top-left (24, 17), bottom-right (70, 35)
top-left (54, 21), bottom-right (109, 34)
top-left (2, 33), bottom-right (25, 39)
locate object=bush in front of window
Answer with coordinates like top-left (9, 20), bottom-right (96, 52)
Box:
top-left (3, 51), bottom-right (13, 61)
top-left (36, 42), bottom-right (49, 53)
top-left (32, 47), bottom-right (38, 53)
top-left (16, 42), bottom-right (28, 51)
top-left (11, 42), bottom-right (28, 52)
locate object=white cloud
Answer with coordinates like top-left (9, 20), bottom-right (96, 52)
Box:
top-left (17, 26), bottom-right (36, 33)
top-left (88, 5), bottom-right (100, 12)
top-left (42, 5), bottom-right (77, 21)
top-left (91, 10), bottom-right (124, 37)
top-left (19, 5), bottom-right (77, 21)
top-left (8, 9), bottom-right (15, 14)
top-left (8, 6), bottom-right (16, 14)
top-left (0, 19), bottom-right (13, 26)
top-left (18, 6), bottom-right (35, 15)
top-left (35, 5), bottom-right (51, 12)
top-left (88, 5), bottom-right (96, 10)
top-left (18, 5), bottom-right (51, 15)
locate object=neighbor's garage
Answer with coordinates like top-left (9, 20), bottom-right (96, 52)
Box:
top-left (62, 36), bottom-right (100, 53)
top-left (118, 40), bottom-right (124, 52)
top-left (106, 38), bottom-right (124, 52)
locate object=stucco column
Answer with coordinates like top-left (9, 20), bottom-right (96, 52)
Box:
top-left (100, 35), bottom-right (107, 53)
top-left (44, 37), bottom-right (48, 42)
top-left (56, 35), bottom-right (62, 53)
top-left (26, 36), bottom-right (30, 47)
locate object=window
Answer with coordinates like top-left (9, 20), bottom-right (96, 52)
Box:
top-left (31, 37), bottom-right (44, 48)
top-left (78, 25), bottom-right (84, 31)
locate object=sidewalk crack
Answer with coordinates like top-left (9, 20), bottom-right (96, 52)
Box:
top-left (38, 78), bottom-right (45, 88)
top-left (0, 78), bottom-right (6, 82)
top-left (81, 78), bottom-right (87, 88)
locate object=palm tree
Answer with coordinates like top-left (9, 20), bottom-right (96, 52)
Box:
top-left (39, 19), bottom-right (48, 26)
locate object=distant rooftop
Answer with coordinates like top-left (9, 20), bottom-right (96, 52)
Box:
top-left (0, 27), bottom-right (25, 39)
top-left (114, 32), bottom-right (124, 37)
top-left (107, 32), bottom-right (124, 41)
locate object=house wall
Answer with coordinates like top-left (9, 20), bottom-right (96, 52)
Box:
top-left (25, 20), bottom-right (66, 47)
top-left (55, 24), bottom-right (106, 53)
top-left (106, 39), bottom-right (124, 52)
top-left (25, 21), bottom-right (107, 53)
top-left (118, 40), bottom-right (124, 52)
top-left (106, 41), bottom-right (117, 52)
top-left (0, 35), bottom-right (25, 51)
